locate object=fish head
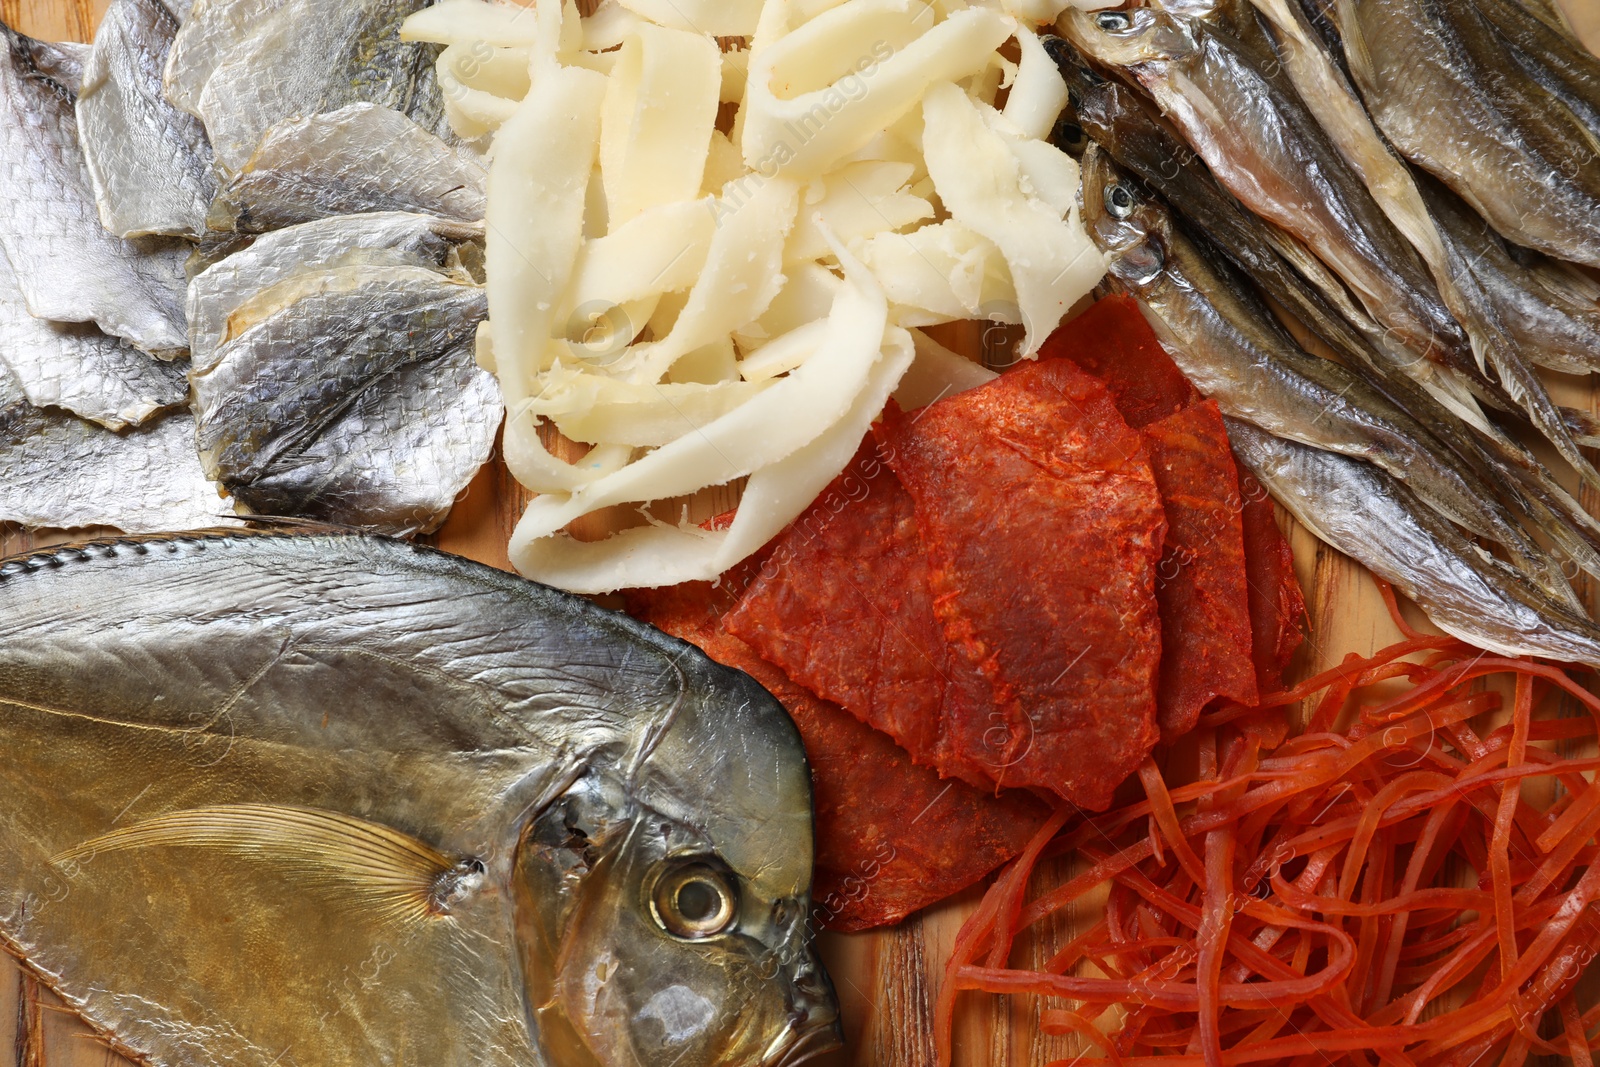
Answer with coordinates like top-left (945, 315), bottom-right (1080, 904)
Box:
top-left (513, 652), bottom-right (838, 1067)
top-left (1078, 143), bottom-right (1173, 295)
top-left (1057, 5), bottom-right (1198, 70)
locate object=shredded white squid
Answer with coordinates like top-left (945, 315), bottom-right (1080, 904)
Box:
top-left (404, 0), bottom-right (1108, 592)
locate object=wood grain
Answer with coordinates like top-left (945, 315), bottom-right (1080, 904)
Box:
top-left (3, 1), bottom-right (1600, 1065)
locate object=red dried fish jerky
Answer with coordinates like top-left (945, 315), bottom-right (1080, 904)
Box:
top-left (725, 441), bottom-right (994, 787)
top-left (1143, 400), bottom-right (1259, 739)
top-left (627, 581), bottom-right (1050, 931)
top-left (879, 358), bottom-right (1165, 810)
top-left (1038, 293), bottom-right (1197, 430)
top-left (1237, 464), bottom-right (1306, 694)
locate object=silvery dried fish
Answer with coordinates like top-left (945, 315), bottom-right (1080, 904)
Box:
top-left (189, 210), bottom-right (480, 369)
top-left (0, 531), bottom-right (839, 1067)
top-left (191, 264), bottom-right (500, 534)
top-left (0, 244), bottom-right (186, 429)
top-left (77, 0), bottom-right (216, 238)
top-left (186, 0), bottom-right (445, 173)
top-left (0, 366), bottom-right (223, 532)
top-left (0, 22), bottom-right (189, 355)
top-left (208, 104), bottom-right (486, 234)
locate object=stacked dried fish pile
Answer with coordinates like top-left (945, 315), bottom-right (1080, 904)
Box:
top-left (1051, 0), bottom-right (1600, 663)
top-left (0, 0), bottom-right (500, 536)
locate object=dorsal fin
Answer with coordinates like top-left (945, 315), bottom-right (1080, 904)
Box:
top-left (57, 805), bottom-right (485, 924)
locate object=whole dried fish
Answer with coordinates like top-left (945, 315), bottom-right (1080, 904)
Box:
top-left (0, 244), bottom-right (186, 429)
top-left (76, 0), bottom-right (215, 238)
top-left (1330, 0), bottom-right (1600, 268)
top-left (1059, 7), bottom-right (1472, 373)
top-left (0, 22), bottom-right (189, 355)
top-left (188, 211), bottom-right (480, 369)
top-left (185, 0), bottom-right (446, 173)
top-left (191, 264), bottom-right (500, 534)
top-left (208, 104), bottom-right (487, 234)
top-left (0, 531), bottom-right (839, 1067)
top-left (1079, 145), bottom-right (1579, 605)
top-left (1229, 419), bottom-right (1600, 664)
top-left (0, 366), bottom-right (222, 532)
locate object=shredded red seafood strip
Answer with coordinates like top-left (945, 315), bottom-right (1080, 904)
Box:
top-left (935, 577), bottom-right (1600, 1065)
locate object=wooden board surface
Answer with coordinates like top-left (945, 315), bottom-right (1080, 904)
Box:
top-left (3, 2), bottom-right (1600, 1065)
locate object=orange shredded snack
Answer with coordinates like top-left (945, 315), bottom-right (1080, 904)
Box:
top-left (936, 577), bottom-right (1600, 1066)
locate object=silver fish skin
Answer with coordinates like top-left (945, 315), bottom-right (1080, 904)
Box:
top-left (1079, 148), bottom-right (1556, 566)
top-left (162, 0), bottom-right (272, 116)
top-left (0, 23), bottom-right (190, 356)
top-left (1330, 0), bottom-right (1600, 268)
top-left (1228, 418), bottom-right (1600, 664)
top-left (1059, 6), bottom-right (1473, 375)
top-left (191, 264), bottom-right (500, 534)
top-left (0, 244), bottom-right (186, 429)
top-left (188, 211), bottom-right (480, 370)
top-left (209, 104), bottom-right (487, 234)
top-left (0, 531), bottom-right (838, 1067)
top-left (188, 0), bottom-right (445, 173)
top-left (0, 367), bottom-right (224, 532)
top-left (76, 0), bottom-right (216, 238)
top-left (1418, 171), bottom-right (1600, 377)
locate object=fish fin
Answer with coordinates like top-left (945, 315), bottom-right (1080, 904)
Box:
top-left (56, 805), bottom-right (482, 924)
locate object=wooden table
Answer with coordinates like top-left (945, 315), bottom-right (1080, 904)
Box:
top-left (3, 1), bottom-right (1600, 1064)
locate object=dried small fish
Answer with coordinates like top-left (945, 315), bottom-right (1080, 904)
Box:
top-left (191, 264), bottom-right (500, 533)
top-left (208, 104), bottom-right (487, 234)
top-left (1079, 145), bottom-right (1580, 606)
top-left (0, 244), bottom-right (186, 429)
top-left (1229, 418), bottom-right (1600, 664)
top-left (0, 22), bottom-right (189, 355)
top-left (188, 211), bottom-right (480, 369)
top-left (0, 531), bottom-right (838, 1067)
top-left (186, 0), bottom-right (446, 173)
top-left (0, 366), bottom-right (222, 532)
top-left (1330, 0), bottom-right (1600, 268)
top-left (76, 0), bottom-right (216, 238)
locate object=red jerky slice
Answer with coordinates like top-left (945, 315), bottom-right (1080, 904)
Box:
top-left (880, 358), bottom-right (1165, 810)
top-left (1039, 293), bottom-right (1198, 430)
top-left (725, 441), bottom-right (993, 787)
top-left (626, 582), bottom-right (1050, 931)
top-left (1237, 464), bottom-right (1306, 694)
top-left (1143, 400), bottom-right (1259, 740)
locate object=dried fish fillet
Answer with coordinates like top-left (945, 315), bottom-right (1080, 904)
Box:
top-left (0, 368), bottom-right (224, 532)
top-left (189, 211), bottom-right (478, 369)
top-left (0, 245), bottom-right (185, 429)
top-left (0, 23), bottom-right (189, 355)
top-left (162, 0), bottom-right (273, 116)
top-left (191, 0), bottom-right (444, 173)
top-left (209, 104), bottom-right (486, 234)
top-left (191, 264), bottom-right (499, 533)
top-left (77, 0), bottom-right (215, 238)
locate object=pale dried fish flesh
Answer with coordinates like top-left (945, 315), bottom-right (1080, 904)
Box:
top-left (208, 104), bottom-right (486, 234)
top-left (0, 22), bottom-right (189, 355)
top-left (0, 367), bottom-right (223, 532)
top-left (0, 244), bottom-right (186, 429)
top-left (77, 0), bottom-right (215, 238)
top-left (189, 211), bottom-right (480, 369)
top-left (191, 264), bottom-right (499, 533)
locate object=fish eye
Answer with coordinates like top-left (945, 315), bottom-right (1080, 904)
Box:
top-left (650, 861), bottom-right (738, 941)
top-left (1095, 11), bottom-right (1133, 32)
top-left (1055, 121), bottom-right (1088, 150)
top-left (1104, 183), bottom-right (1138, 218)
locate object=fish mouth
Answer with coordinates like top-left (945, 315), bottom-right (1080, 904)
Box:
top-left (759, 1017), bottom-right (844, 1067)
